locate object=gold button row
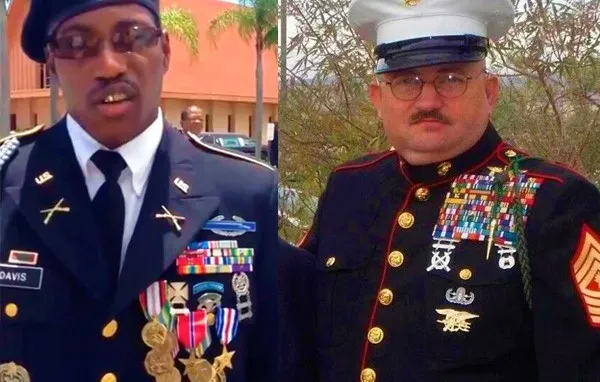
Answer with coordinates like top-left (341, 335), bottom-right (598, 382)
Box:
top-left (4, 303), bottom-right (18, 318)
top-left (378, 289), bottom-right (394, 306)
top-left (361, 367), bottom-right (377, 382)
top-left (100, 372), bottom-right (117, 382)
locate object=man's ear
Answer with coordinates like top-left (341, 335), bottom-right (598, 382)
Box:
top-left (484, 73), bottom-right (500, 108)
top-left (369, 77), bottom-right (383, 119)
top-left (161, 30), bottom-right (171, 73)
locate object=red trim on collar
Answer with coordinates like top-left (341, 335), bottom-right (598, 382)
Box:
top-left (333, 151), bottom-right (396, 173)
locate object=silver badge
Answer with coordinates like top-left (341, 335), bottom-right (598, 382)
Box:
top-left (197, 292), bottom-right (223, 312)
top-left (445, 287), bottom-right (475, 305)
top-left (427, 239), bottom-right (458, 272)
top-left (496, 245), bottom-right (517, 270)
top-left (232, 272), bottom-right (253, 321)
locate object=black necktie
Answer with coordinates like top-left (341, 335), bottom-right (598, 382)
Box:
top-left (91, 150), bottom-right (127, 294)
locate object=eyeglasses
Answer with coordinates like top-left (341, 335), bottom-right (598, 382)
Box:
top-left (383, 71), bottom-right (487, 100)
top-left (47, 24), bottom-right (162, 60)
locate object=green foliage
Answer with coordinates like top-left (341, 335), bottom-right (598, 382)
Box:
top-left (280, 0), bottom-right (600, 241)
top-left (160, 6), bottom-right (200, 57)
top-left (208, 0), bottom-right (278, 49)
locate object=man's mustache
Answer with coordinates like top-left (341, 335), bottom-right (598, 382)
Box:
top-left (409, 110), bottom-right (451, 125)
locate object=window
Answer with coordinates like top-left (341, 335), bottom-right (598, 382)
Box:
top-left (227, 115), bottom-right (234, 132)
top-left (249, 116), bottom-right (253, 138)
top-left (33, 114), bottom-right (38, 125)
top-left (10, 114), bottom-right (16, 131)
top-left (205, 114), bottom-right (212, 132)
top-left (268, 116), bottom-right (273, 123)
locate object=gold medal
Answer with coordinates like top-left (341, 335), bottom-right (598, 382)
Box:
top-left (155, 367), bottom-right (182, 382)
top-left (157, 331), bottom-right (178, 354)
top-left (144, 349), bottom-right (176, 377)
top-left (210, 367), bottom-right (226, 382)
top-left (180, 350), bottom-right (215, 382)
top-left (142, 318), bottom-right (169, 348)
top-left (0, 362), bottom-right (30, 382)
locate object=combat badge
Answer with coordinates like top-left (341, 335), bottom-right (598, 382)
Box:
top-left (436, 309), bottom-right (479, 332)
top-left (202, 216), bottom-right (256, 237)
top-left (0, 362), bottom-right (30, 382)
top-left (571, 225), bottom-right (600, 327)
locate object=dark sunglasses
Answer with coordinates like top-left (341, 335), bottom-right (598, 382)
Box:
top-left (47, 24), bottom-right (163, 60)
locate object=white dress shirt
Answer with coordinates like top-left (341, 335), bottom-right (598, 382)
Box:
top-left (66, 109), bottom-right (164, 270)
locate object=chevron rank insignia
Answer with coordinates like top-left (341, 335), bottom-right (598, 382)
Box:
top-left (571, 225), bottom-right (600, 327)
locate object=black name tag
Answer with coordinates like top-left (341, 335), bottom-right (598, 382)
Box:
top-left (0, 264), bottom-right (43, 290)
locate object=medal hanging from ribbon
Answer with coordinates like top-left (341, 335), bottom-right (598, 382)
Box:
top-left (176, 309), bottom-right (212, 356)
top-left (213, 307), bottom-right (239, 376)
top-left (139, 280), bottom-right (174, 327)
top-left (139, 281), bottom-right (177, 347)
top-left (216, 307), bottom-right (239, 345)
top-left (138, 281), bottom-right (181, 381)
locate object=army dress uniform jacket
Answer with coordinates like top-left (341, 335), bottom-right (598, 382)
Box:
top-left (0, 119), bottom-right (278, 382)
top-left (300, 125), bottom-right (600, 382)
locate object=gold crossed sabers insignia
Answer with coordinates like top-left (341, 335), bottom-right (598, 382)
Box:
top-left (155, 205), bottom-right (185, 232)
top-left (40, 198), bottom-right (70, 225)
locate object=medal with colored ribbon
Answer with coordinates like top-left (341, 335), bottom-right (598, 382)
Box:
top-left (213, 307), bottom-right (239, 376)
top-left (139, 281), bottom-right (181, 381)
top-left (177, 310), bottom-right (215, 382)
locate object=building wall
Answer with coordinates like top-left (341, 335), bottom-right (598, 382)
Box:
top-left (11, 96), bottom-right (278, 143)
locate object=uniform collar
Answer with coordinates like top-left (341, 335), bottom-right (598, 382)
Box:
top-left (66, 108), bottom-right (164, 196)
top-left (398, 123), bottom-right (503, 185)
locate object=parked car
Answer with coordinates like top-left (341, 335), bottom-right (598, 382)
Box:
top-left (196, 133), bottom-right (269, 161)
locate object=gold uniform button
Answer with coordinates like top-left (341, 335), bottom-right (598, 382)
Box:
top-left (388, 251), bottom-right (405, 268)
top-left (100, 373), bottom-right (117, 382)
top-left (367, 327), bottom-right (384, 344)
top-left (437, 161), bottom-right (452, 176)
top-left (415, 187), bottom-right (431, 201)
top-left (102, 320), bottom-right (118, 338)
top-left (4, 303), bottom-right (18, 318)
top-left (397, 212), bottom-right (414, 229)
top-left (360, 367), bottom-right (377, 382)
top-left (325, 257), bottom-right (336, 267)
top-left (459, 269), bottom-right (473, 280)
top-left (505, 149), bottom-right (517, 158)
top-left (378, 289), bottom-right (394, 306)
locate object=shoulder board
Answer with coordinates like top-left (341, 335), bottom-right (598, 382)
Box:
top-left (187, 132), bottom-right (274, 171)
top-left (0, 124), bottom-right (45, 145)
